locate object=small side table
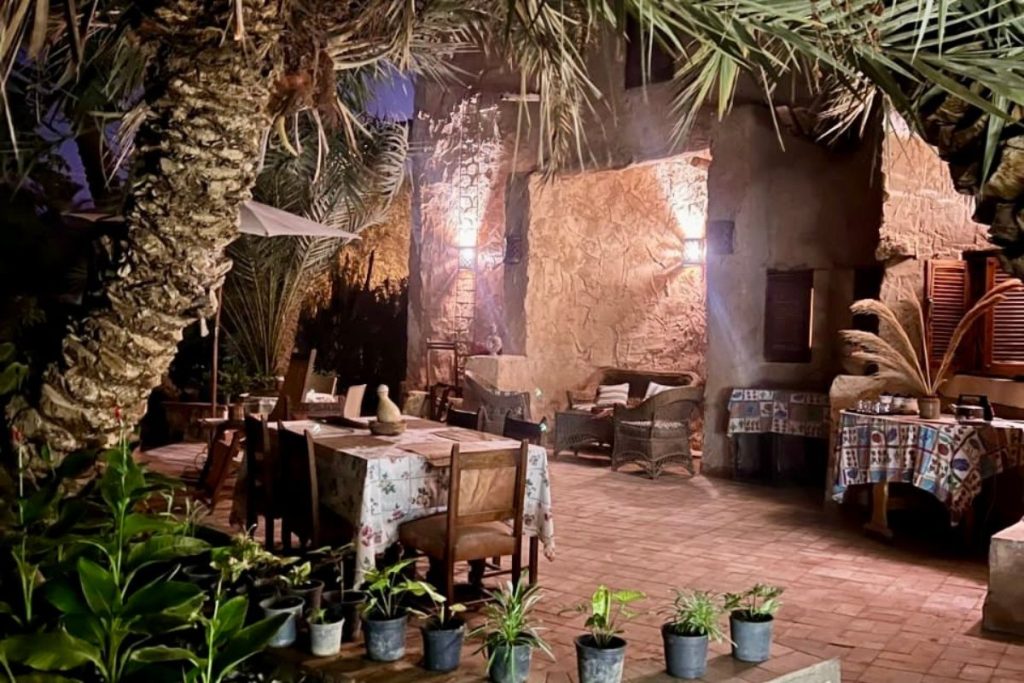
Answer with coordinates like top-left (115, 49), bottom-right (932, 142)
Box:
top-left (553, 409), bottom-right (614, 459)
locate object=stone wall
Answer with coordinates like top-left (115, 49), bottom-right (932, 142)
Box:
top-left (523, 156), bottom-right (708, 418)
top-left (702, 106), bottom-right (884, 473)
top-left (878, 113), bottom-right (987, 304)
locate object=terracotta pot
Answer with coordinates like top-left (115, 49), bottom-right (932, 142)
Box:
top-left (918, 397), bottom-right (941, 419)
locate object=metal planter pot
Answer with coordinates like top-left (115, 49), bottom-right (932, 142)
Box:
top-left (259, 595), bottom-right (305, 648)
top-left (575, 635), bottom-right (627, 683)
top-left (661, 624), bottom-right (708, 679)
top-left (363, 613), bottom-right (408, 662)
top-left (420, 620), bottom-right (465, 672)
top-left (730, 613), bottom-right (774, 663)
top-left (487, 644), bottom-right (533, 683)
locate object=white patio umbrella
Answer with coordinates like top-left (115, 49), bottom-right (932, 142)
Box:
top-left (67, 203), bottom-right (360, 416)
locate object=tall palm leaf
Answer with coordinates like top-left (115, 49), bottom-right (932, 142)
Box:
top-left (222, 119), bottom-right (408, 376)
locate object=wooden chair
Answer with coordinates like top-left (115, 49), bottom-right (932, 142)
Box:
top-left (243, 414), bottom-right (284, 549)
top-left (342, 384), bottom-right (367, 420)
top-left (268, 350), bottom-right (317, 421)
top-left (446, 407), bottom-right (481, 430)
top-left (276, 424), bottom-right (352, 551)
top-left (192, 430), bottom-right (242, 507)
top-left (305, 371), bottom-right (338, 396)
top-left (398, 442), bottom-right (530, 603)
top-left (502, 415), bottom-right (548, 445)
top-left (428, 383), bottom-right (456, 422)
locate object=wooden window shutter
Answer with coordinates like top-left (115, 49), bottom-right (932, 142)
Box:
top-left (925, 259), bottom-right (967, 369)
top-left (983, 257), bottom-right (1024, 374)
top-left (764, 269), bottom-right (813, 363)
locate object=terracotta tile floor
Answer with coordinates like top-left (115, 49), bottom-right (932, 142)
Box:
top-left (144, 445), bottom-right (1024, 682)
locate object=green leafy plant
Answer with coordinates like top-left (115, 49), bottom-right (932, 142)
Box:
top-left (471, 580), bottom-right (553, 672)
top-left (665, 591), bottom-right (726, 641)
top-left (567, 585), bottom-right (646, 648)
top-left (284, 560), bottom-right (313, 588)
top-left (724, 584), bottom-right (784, 623)
top-left (409, 590), bottom-right (467, 630)
top-left (308, 607), bottom-right (342, 626)
top-left (360, 558), bottom-right (443, 620)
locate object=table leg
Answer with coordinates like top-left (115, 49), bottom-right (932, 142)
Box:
top-left (864, 482), bottom-right (894, 539)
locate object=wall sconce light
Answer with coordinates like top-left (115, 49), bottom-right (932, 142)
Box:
top-left (458, 246), bottom-right (476, 270)
top-left (682, 238), bottom-right (706, 266)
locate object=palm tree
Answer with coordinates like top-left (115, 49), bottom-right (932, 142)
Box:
top-left (1, 0), bottom-right (1022, 452)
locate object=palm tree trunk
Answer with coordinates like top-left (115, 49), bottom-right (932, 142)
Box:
top-left (8, 0), bottom-right (280, 453)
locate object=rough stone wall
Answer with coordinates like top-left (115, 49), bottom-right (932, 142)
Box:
top-left (878, 113), bottom-right (987, 306)
top-left (524, 157), bottom-right (708, 419)
top-left (702, 106), bottom-right (884, 474)
top-left (406, 95), bottom-right (507, 387)
top-left (335, 183), bottom-right (412, 291)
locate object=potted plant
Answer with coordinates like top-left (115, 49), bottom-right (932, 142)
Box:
top-left (841, 278), bottom-right (1023, 418)
top-left (360, 558), bottom-right (442, 662)
top-left (260, 593), bottom-right (305, 648)
top-left (662, 591), bottom-right (726, 679)
top-left (471, 580), bottom-right (553, 683)
top-left (282, 560), bottom-right (325, 614)
top-left (411, 596), bottom-right (467, 672)
top-left (308, 607), bottom-right (345, 657)
top-left (567, 585), bottom-right (645, 683)
top-left (313, 544), bottom-right (364, 642)
top-left (724, 584), bottom-right (783, 663)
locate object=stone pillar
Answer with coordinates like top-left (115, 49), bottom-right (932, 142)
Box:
top-left (983, 519), bottom-right (1024, 636)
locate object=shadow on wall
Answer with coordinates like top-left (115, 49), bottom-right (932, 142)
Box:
top-left (299, 252), bottom-right (408, 415)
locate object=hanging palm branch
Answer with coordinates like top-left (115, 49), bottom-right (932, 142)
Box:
top-left (841, 278), bottom-right (1024, 397)
top-left (221, 118), bottom-right (408, 376)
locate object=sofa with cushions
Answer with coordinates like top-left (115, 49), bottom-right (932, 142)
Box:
top-left (555, 367), bottom-right (702, 467)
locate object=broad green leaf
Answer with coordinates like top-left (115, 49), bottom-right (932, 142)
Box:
top-left (211, 615), bottom-right (288, 681)
top-left (213, 596), bottom-right (248, 645)
top-left (0, 631), bottom-right (103, 672)
top-left (0, 342), bottom-right (14, 363)
top-left (126, 535), bottom-right (209, 570)
top-left (122, 513), bottom-right (179, 539)
top-left (15, 675), bottom-right (81, 683)
top-left (0, 361), bottom-right (27, 396)
top-left (122, 580), bottom-right (203, 620)
top-left (591, 586), bottom-right (611, 621)
top-left (77, 557), bottom-right (117, 617)
top-left (55, 450), bottom-right (98, 481)
top-left (130, 646), bottom-right (201, 666)
top-left (63, 614), bottom-right (106, 647)
top-left (44, 579), bottom-right (87, 615)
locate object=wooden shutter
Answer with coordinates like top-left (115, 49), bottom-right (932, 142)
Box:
top-left (763, 269), bottom-right (813, 363)
top-left (925, 260), bottom-right (967, 369)
top-left (983, 257), bottom-right (1024, 375)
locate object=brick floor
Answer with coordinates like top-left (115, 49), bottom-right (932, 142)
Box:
top-left (144, 445), bottom-right (1024, 682)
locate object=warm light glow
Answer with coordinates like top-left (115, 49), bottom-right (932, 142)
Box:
top-left (679, 211), bottom-right (705, 239)
top-left (458, 246), bottom-right (476, 270)
top-left (682, 238), bottom-right (706, 265)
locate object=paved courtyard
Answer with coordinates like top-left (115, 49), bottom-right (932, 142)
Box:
top-left (147, 446), bottom-right (1024, 682)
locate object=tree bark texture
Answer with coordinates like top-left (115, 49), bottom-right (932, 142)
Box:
top-left (9, 0), bottom-right (280, 453)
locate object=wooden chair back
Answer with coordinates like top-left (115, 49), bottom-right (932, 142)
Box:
top-left (200, 430), bottom-right (242, 504)
top-left (305, 371), bottom-right (338, 396)
top-left (343, 384), bottom-right (367, 419)
top-left (446, 407), bottom-right (481, 430)
top-left (268, 350), bottom-right (316, 421)
top-left (428, 383), bottom-right (455, 421)
top-left (277, 424), bottom-right (320, 548)
top-left (502, 415), bottom-right (547, 445)
top-left (446, 441), bottom-right (529, 555)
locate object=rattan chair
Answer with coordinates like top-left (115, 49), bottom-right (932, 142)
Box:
top-left (611, 386), bottom-right (703, 478)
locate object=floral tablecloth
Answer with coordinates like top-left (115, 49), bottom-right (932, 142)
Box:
top-left (832, 411), bottom-right (1024, 521)
top-left (726, 388), bottom-right (830, 439)
top-left (271, 419), bottom-right (555, 583)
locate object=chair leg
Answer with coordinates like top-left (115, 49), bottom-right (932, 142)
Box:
top-left (511, 547), bottom-right (522, 589)
top-left (264, 515), bottom-right (274, 550)
top-left (528, 537), bottom-right (539, 586)
top-left (445, 559), bottom-right (456, 604)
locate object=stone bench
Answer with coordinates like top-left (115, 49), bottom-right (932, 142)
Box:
top-left (984, 519), bottom-right (1024, 636)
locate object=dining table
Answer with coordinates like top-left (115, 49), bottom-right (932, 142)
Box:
top-left (238, 416), bottom-right (555, 585)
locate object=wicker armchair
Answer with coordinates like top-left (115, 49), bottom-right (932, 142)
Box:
top-left (611, 385), bottom-right (703, 478)
top-left (462, 371), bottom-right (531, 435)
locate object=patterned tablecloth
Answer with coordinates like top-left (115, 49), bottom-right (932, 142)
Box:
top-left (832, 411), bottom-right (1024, 520)
top-left (266, 419), bottom-right (555, 584)
top-left (726, 388), bottom-right (830, 439)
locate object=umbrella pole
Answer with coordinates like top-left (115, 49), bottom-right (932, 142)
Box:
top-left (210, 285), bottom-right (224, 418)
